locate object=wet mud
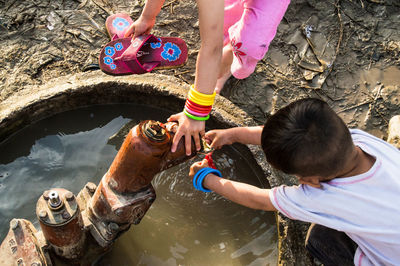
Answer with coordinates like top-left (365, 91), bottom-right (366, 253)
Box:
top-left (1, 0), bottom-right (399, 265)
top-left (1, 0), bottom-right (399, 137)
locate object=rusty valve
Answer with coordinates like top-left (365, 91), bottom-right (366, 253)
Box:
top-left (36, 188), bottom-right (86, 260)
top-left (143, 121), bottom-right (167, 142)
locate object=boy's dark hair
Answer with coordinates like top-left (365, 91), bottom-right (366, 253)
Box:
top-left (261, 98), bottom-right (353, 177)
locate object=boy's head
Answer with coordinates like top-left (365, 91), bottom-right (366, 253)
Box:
top-left (261, 98), bottom-right (354, 182)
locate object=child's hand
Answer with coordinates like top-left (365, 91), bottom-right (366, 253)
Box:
top-left (205, 129), bottom-right (235, 149)
top-left (168, 112), bottom-right (205, 156)
top-left (189, 159), bottom-right (209, 180)
top-left (124, 16), bottom-right (155, 38)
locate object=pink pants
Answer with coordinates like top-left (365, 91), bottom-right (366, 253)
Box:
top-left (224, 0), bottom-right (290, 79)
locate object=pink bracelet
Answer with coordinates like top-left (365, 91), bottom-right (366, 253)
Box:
top-left (185, 107), bottom-right (209, 117)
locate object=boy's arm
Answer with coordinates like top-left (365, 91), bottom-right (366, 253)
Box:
top-left (231, 126), bottom-right (263, 145)
top-left (204, 173), bottom-right (277, 211)
top-left (206, 126), bottom-right (263, 149)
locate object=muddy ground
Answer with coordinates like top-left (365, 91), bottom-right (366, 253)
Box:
top-left (0, 0), bottom-right (399, 265)
top-left (1, 0), bottom-right (399, 138)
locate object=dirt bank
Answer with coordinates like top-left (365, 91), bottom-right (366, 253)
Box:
top-left (1, 0), bottom-right (399, 136)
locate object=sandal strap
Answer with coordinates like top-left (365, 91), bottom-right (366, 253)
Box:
top-left (115, 35), bottom-right (160, 74)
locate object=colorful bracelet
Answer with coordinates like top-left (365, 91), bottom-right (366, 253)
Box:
top-left (183, 109), bottom-right (210, 121)
top-left (190, 85), bottom-right (216, 101)
top-left (185, 107), bottom-right (209, 117)
top-left (193, 167), bottom-right (222, 192)
top-left (184, 84), bottom-right (215, 121)
top-left (185, 100), bottom-right (212, 113)
top-left (188, 91), bottom-right (215, 106)
top-left (185, 102), bottom-right (211, 114)
top-left (188, 85), bottom-right (216, 106)
top-left (185, 104), bottom-right (211, 115)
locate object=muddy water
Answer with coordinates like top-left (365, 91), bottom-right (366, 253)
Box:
top-left (0, 104), bottom-right (277, 266)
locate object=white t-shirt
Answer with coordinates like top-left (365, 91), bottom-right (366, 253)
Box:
top-left (269, 129), bottom-right (400, 266)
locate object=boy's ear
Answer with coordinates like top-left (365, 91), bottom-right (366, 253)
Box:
top-left (298, 176), bottom-right (322, 188)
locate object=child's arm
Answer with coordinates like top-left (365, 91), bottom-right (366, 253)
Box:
top-left (125, 0), bottom-right (225, 156)
top-left (168, 0), bottom-right (224, 155)
top-left (190, 159), bottom-right (277, 211)
top-left (205, 126), bottom-right (263, 149)
top-left (193, 0), bottom-right (224, 94)
top-left (124, 0), bottom-right (165, 38)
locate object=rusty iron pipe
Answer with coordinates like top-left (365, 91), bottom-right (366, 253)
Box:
top-left (105, 120), bottom-right (195, 193)
top-left (0, 120), bottom-right (202, 263)
top-left (89, 120), bottom-right (198, 244)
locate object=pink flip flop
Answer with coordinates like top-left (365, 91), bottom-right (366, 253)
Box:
top-left (99, 34), bottom-right (188, 75)
top-left (105, 13), bottom-right (133, 40)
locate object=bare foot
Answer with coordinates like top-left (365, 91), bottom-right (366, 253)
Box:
top-left (215, 71), bottom-right (232, 94)
top-left (215, 44), bottom-right (234, 94)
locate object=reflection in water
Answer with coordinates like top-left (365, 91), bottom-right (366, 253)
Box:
top-left (0, 104), bottom-right (277, 266)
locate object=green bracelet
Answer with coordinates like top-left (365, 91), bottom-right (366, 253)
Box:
top-left (183, 109), bottom-right (210, 121)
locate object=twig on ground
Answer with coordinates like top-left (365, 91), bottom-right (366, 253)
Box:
top-left (337, 100), bottom-right (372, 113)
top-left (364, 84), bottom-right (389, 124)
top-left (313, 0), bottom-right (344, 91)
top-left (335, 2), bottom-right (344, 56)
top-left (174, 70), bottom-right (191, 76)
top-left (5, 0), bottom-right (17, 12)
top-left (163, 0), bottom-right (179, 9)
top-left (78, 0), bottom-right (89, 9)
top-left (90, 0), bottom-right (111, 15)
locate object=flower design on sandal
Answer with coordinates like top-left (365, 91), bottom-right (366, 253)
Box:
top-left (161, 42), bottom-right (181, 62)
top-left (231, 38), bottom-right (247, 64)
top-left (112, 17), bottom-right (130, 31)
top-left (114, 42), bottom-right (123, 51)
top-left (105, 46), bottom-right (115, 56)
top-left (104, 56), bottom-right (113, 65)
top-left (150, 38), bottom-right (162, 49)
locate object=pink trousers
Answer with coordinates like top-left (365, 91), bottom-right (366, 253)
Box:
top-left (224, 0), bottom-right (290, 79)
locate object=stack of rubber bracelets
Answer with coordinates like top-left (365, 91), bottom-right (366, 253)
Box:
top-left (193, 153), bottom-right (222, 192)
top-left (184, 85), bottom-right (216, 121)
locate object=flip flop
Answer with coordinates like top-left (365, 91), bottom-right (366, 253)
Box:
top-left (105, 13), bottom-right (133, 40)
top-left (99, 34), bottom-right (188, 75)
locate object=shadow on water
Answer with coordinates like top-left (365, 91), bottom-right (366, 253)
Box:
top-left (0, 104), bottom-right (277, 266)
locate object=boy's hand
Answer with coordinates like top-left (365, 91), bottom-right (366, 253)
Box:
top-left (124, 16), bottom-right (155, 38)
top-left (205, 129), bottom-right (235, 149)
top-left (189, 159), bottom-right (209, 180)
top-left (168, 112), bottom-right (205, 156)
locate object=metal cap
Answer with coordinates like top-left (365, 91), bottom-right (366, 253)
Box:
top-left (142, 121), bottom-right (167, 142)
top-left (48, 190), bottom-right (62, 209)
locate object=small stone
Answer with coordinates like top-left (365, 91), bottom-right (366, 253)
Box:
top-left (387, 115), bottom-right (400, 149)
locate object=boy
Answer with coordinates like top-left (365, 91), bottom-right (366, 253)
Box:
top-left (190, 98), bottom-right (400, 265)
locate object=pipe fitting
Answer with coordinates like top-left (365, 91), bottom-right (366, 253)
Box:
top-left (48, 190), bottom-right (63, 210)
top-left (36, 188), bottom-right (86, 260)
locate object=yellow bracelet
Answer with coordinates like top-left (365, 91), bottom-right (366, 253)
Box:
top-left (188, 91), bottom-right (215, 106)
top-left (190, 85), bottom-right (216, 101)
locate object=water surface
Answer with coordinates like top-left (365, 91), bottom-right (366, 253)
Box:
top-left (0, 104), bottom-right (277, 266)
